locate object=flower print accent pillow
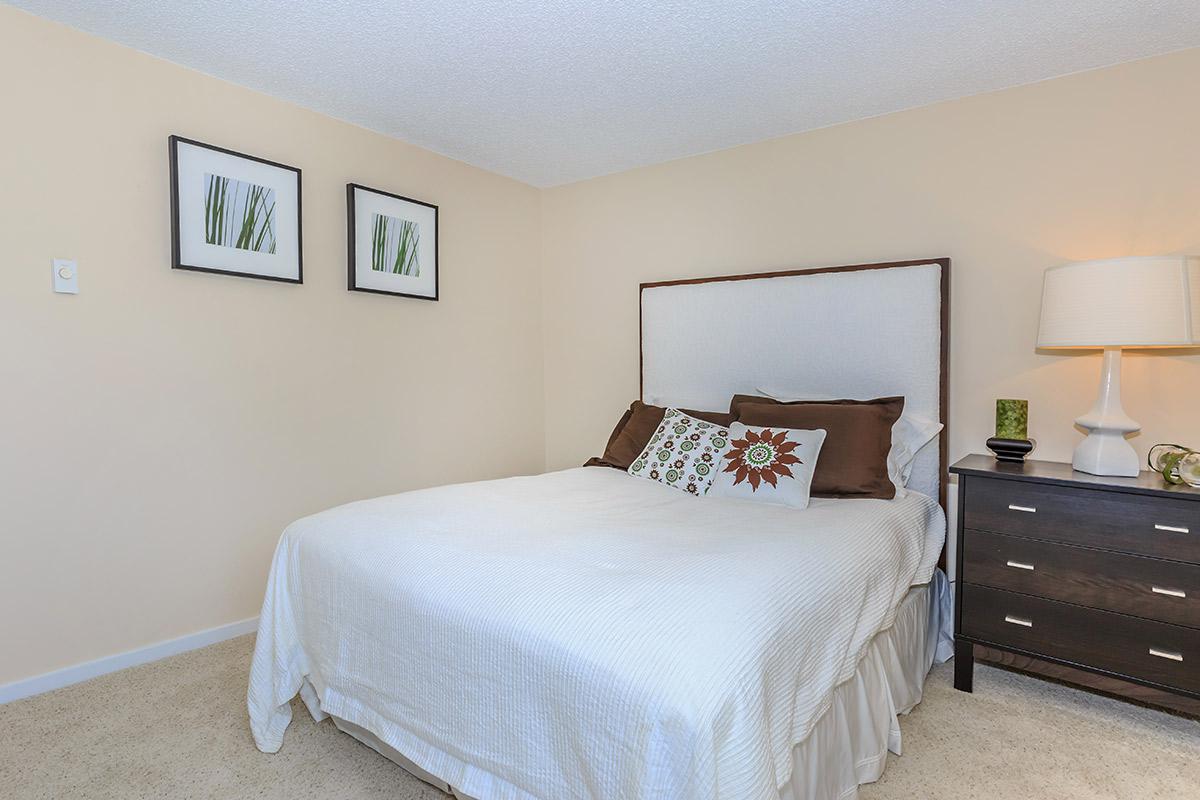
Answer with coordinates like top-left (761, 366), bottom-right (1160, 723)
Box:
top-left (707, 423), bottom-right (827, 509)
top-left (627, 408), bottom-right (731, 495)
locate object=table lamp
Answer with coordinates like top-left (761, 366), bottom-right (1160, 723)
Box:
top-left (1037, 255), bottom-right (1199, 477)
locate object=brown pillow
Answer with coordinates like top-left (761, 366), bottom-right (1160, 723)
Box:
top-left (731, 394), bottom-right (903, 499)
top-left (585, 400), bottom-right (734, 471)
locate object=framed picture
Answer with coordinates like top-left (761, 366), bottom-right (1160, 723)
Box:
top-left (347, 183), bottom-right (438, 300)
top-left (169, 135), bottom-right (302, 283)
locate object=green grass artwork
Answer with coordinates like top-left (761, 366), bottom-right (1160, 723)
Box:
top-left (370, 213), bottom-right (420, 276)
top-left (204, 173), bottom-right (277, 254)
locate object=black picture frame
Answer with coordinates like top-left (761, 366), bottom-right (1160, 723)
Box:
top-left (347, 183), bottom-right (439, 301)
top-left (169, 135), bottom-right (303, 283)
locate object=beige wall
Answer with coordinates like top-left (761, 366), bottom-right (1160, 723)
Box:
top-left (5, 4), bottom-right (1200, 689)
top-left (541, 48), bottom-right (1200, 474)
top-left (0, 7), bottom-right (544, 685)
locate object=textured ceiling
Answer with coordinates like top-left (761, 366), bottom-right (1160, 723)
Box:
top-left (10, 1), bottom-right (1200, 186)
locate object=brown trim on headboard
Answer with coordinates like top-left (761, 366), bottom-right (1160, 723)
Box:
top-left (639, 257), bottom-right (952, 569)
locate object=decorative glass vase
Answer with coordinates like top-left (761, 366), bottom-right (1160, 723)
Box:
top-left (1149, 444), bottom-right (1200, 487)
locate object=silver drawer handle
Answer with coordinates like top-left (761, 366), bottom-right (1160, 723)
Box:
top-left (1006, 560), bottom-right (1035, 571)
top-left (1004, 615), bottom-right (1033, 627)
top-left (1151, 586), bottom-right (1187, 598)
top-left (1149, 648), bottom-right (1184, 662)
top-left (1008, 504), bottom-right (1037, 513)
top-left (1154, 524), bottom-right (1190, 534)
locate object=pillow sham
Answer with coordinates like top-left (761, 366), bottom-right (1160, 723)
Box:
top-left (707, 423), bottom-right (826, 509)
top-left (583, 404), bottom-right (635, 469)
top-left (586, 400), bottom-right (734, 471)
top-left (627, 408), bottom-right (731, 495)
top-left (888, 413), bottom-right (943, 488)
top-left (730, 394), bottom-right (903, 499)
top-left (739, 390), bottom-right (942, 490)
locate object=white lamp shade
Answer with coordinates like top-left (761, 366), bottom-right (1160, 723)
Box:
top-left (1037, 256), bottom-right (1200, 348)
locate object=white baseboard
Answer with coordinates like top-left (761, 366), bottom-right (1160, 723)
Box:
top-left (0, 616), bottom-right (259, 705)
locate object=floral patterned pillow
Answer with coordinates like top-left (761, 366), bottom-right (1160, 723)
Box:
top-left (706, 423), bottom-right (827, 509)
top-left (627, 408), bottom-right (731, 495)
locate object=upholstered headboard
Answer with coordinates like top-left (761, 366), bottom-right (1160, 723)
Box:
top-left (640, 259), bottom-right (950, 511)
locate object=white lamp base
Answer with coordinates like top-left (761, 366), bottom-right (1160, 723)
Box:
top-left (1072, 347), bottom-right (1140, 478)
top-left (1073, 431), bottom-right (1140, 477)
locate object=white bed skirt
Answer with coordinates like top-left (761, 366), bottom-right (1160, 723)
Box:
top-left (331, 570), bottom-right (954, 800)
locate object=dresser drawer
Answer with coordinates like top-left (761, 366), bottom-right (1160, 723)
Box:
top-left (962, 584), bottom-right (1200, 694)
top-left (962, 529), bottom-right (1200, 628)
top-left (963, 477), bottom-right (1200, 563)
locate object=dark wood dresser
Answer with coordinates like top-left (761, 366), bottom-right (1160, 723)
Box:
top-left (950, 454), bottom-right (1200, 716)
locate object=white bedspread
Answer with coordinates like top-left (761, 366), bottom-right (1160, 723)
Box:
top-left (248, 467), bottom-right (944, 800)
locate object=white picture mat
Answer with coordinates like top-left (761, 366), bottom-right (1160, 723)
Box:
top-left (352, 187), bottom-right (437, 297)
top-left (641, 263), bottom-right (944, 501)
top-left (174, 140), bottom-right (300, 279)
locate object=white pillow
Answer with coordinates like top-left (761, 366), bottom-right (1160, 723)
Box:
top-left (754, 386), bottom-right (941, 491)
top-left (889, 413), bottom-right (943, 490)
top-left (627, 408), bottom-right (731, 496)
top-left (707, 423), bottom-right (826, 509)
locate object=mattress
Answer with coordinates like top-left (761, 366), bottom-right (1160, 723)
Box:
top-left (248, 467), bottom-right (945, 800)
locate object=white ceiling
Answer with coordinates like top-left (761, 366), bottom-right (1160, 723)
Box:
top-left (11, 1), bottom-right (1200, 186)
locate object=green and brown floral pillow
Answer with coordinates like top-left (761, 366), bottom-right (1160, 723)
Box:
top-left (627, 408), bottom-right (731, 495)
top-left (706, 423), bottom-right (827, 508)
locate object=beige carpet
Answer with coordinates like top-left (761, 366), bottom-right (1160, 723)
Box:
top-left (1, 635), bottom-right (1196, 799)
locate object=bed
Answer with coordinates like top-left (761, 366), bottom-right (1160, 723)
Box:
top-left (248, 258), bottom-right (953, 800)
